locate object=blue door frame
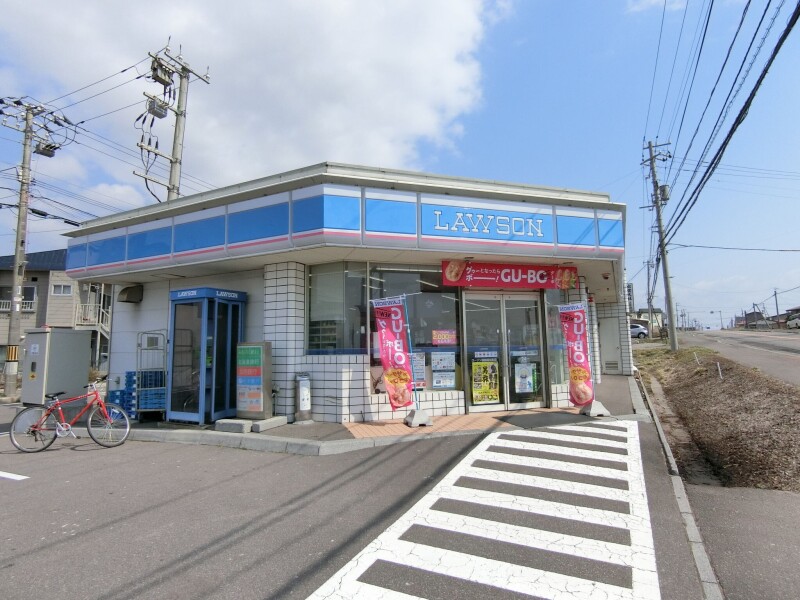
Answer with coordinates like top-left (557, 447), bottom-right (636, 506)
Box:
top-left (166, 288), bottom-right (246, 424)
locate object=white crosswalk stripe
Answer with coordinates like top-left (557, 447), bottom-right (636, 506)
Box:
top-left (308, 421), bottom-right (660, 600)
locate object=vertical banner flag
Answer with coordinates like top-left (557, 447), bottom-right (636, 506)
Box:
top-left (371, 296), bottom-right (414, 410)
top-left (558, 303), bottom-right (595, 406)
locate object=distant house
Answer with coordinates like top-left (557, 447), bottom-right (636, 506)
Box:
top-left (744, 310), bottom-right (771, 329)
top-left (631, 307), bottom-right (664, 333)
top-left (0, 249), bottom-right (111, 368)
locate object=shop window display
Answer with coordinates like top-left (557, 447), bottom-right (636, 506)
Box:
top-left (307, 262), bottom-right (368, 353)
top-left (368, 264), bottom-right (461, 392)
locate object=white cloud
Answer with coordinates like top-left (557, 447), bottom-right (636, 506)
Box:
top-left (0, 0), bottom-right (503, 217)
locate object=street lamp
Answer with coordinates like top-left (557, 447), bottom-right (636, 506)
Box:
top-left (710, 310), bottom-right (724, 330)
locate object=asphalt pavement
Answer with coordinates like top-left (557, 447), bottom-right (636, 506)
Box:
top-left (5, 372), bottom-right (800, 599)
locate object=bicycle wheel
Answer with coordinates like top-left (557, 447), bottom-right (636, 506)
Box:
top-left (9, 407), bottom-right (58, 452)
top-left (86, 403), bottom-right (131, 448)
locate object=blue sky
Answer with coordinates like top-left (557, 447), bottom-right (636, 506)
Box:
top-left (1, 1), bottom-right (798, 328)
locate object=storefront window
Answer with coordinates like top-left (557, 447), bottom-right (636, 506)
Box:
top-left (308, 262), bottom-right (367, 353)
top-left (368, 264), bottom-right (461, 391)
top-left (545, 289), bottom-right (568, 385)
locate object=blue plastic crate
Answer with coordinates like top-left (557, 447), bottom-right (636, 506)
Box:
top-left (136, 388), bottom-right (166, 410)
top-left (137, 370), bottom-right (166, 389)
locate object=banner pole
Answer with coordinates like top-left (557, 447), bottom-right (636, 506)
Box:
top-left (401, 294), bottom-right (431, 427)
top-left (401, 294), bottom-right (419, 411)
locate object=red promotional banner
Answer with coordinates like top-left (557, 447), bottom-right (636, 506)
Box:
top-left (442, 260), bottom-right (577, 289)
top-left (371, 297), bottom-right (414, 410)
top-left (558, 303), bottom-right (595, 406)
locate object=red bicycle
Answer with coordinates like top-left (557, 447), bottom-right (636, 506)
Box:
top-left (9, 376), bottom-right (131, 452)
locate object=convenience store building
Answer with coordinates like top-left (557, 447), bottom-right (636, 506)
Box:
top-left (64, 163), bottom-right (634, 424)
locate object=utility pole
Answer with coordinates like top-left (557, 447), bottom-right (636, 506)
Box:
top-left (646, 141), bottom-right (678, 350)
top-left (134, 45), bottom-right (210, 201)
top-left (0, 98), bottom-right (75, 397)
top-left (646, 260), bottom-right (654, 335)
top-left (3, 106), bottom-right (35, 397)
top-left (774, 288), bottom-right (780, 319)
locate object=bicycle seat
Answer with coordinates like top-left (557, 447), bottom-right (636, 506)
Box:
top-left (45, 391), bottom-right (66, 400)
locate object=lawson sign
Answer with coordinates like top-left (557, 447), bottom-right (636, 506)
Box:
top-left (169, 287), bottom-right (247, 302)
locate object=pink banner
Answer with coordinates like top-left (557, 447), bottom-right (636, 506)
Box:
top-left (442, 260), bottom-right (577, 289)
top-left (371, 297), bottom-right (414, 410)
top-left (558, 303), bottom-right (595, 406)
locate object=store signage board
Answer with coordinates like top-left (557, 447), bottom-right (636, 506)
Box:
top-left (442, 261), bottom-right (577, 289)
top-left (236, 342), bottom-right (273, 419)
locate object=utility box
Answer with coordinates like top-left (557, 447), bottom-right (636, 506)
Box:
top-left (21, 328), bottom-right (92, 406)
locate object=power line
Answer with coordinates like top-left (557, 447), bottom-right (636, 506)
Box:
top-left (664, 0), bottom-right (716, 175)
top-left (664, 0), bottom-right (800, 243)
top-left (46, 57), bottom-right (152, 105)
top-left (667, 0), bottom-right (779, 226)
top-left (671, 243), bottom-right (800, 252)
top-left (655, 0), bottom-right (690, 138)
top-left (642, 0), bottom-right (670, 144)
top-left (666, 0), bottom-right (754, 194)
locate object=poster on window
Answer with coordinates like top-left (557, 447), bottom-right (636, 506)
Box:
top-left (431, 352), bottom-right (455, 371)
top-left (411, 352), bottom-right (427, 388)
top-left (432, 372), bottom-right (455, 389)
top-left (472, 360), bottom-right (500, 404)
top-left (432, 329), bottom-right (457, 345)
top-left (558, 303), bottom-right (595, 406)
top-left (515, 362), bottom-right (537, 393)
top-left (371, 296), bottom-right (414, 410)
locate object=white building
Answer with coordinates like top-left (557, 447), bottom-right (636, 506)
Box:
top-left (64, 163), bottom-right (633, 424)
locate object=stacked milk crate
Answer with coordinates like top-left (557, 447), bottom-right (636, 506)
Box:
top-left (108, 370), bottom-right (167, 419)
top-left (107, 386), bottom-right (136, 420)
top-left (130, 369), bottom-right (167, 413)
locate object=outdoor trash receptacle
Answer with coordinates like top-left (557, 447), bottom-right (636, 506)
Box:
top-left (294, 372), bottom-right (312, 423)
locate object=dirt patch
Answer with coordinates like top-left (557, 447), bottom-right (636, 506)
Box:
top-left (634, 345), bottom-right (800, 492)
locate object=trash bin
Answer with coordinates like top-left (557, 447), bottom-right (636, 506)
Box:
top-left (294, 372), bottom-right (312, 423)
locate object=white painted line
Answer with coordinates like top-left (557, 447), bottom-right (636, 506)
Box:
top-left (418, 510), bottom-right (635, 567)
top-left (0, 470), bottom-right (29, 481)
top-left (500, 429), bottom-right (631, 449)
top-left (463, 464), bottom-right (633, 502)
top-left (307, 421), bottom-right (661, 600)
top-left (479, 447), bottom-right (632, 481)
top-left (492, 437), bottom-right (630, 464)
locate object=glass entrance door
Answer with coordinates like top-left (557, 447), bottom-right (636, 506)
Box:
top-left (463, 293), bottom-right (545, 411)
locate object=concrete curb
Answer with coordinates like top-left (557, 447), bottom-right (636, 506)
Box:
top-left (635, 375), bottom-right (726, 600)
top-left (637, 377), bottom-right (679, 476)
top-left (128, 427), bottom-right (488, 456)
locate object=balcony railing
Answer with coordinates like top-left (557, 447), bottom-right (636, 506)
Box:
top-left (0, 300), bottom-right (37, 312)
top-left (75, 303), bottom-right (111, 330)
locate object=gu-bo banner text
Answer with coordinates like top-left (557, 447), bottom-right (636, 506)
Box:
top-left (558, 303), bottom-right (595, 407)
top-left (370, 297), bottom-right (414, 410)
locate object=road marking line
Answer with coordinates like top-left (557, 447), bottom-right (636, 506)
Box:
top-left (0, 470), bottom-right (29, 481)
